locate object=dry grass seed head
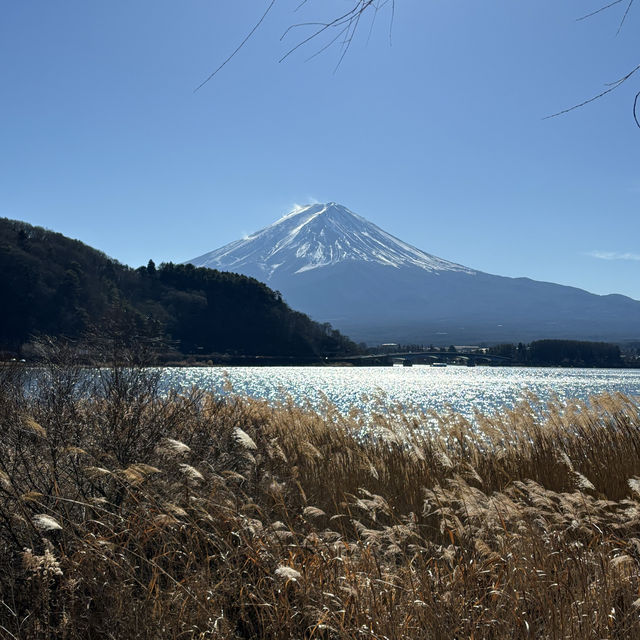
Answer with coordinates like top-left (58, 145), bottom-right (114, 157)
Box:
top-left (179, 464), bottom-right (204, 482)
top-left (303, 506), bottom-right (326, 519)
top-left (0, 470), bottom-right (11, 489)
top-left (233, 427), bottom-right (257, 450)
top-left (118, 463), bottom-right (161, 484)
top-left (574, 471), bottom-right (596, 492)
top-left (628, 477), bottom-right (640, 498)
top-left (275, 565), bottom-right (302, 581)
top-left (23, 416), bottom-right (47, 438)
top-left (609, 554), bottom-right (637, 583)
top-left (33, 514), bottom-right (63, 531)
top-left (83, 466), bottom-right (112, 478)
top-left (158, 437), bottom-right (191, 455)
top-left (22, 547), bottom-right (63, 577)
top-left (153, 513), bottom-right (178, 526)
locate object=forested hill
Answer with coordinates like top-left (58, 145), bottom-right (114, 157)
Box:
top-left (0, 218), bottom-right (360, 357)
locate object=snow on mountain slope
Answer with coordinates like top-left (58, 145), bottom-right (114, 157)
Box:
top-left (189, 203), bottom-right (475, 280)
top-left (187, 202), bottom-right (640, 345)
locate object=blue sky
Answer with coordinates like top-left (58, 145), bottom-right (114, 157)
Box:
top-left (2, 1), bottom-right (639, 299)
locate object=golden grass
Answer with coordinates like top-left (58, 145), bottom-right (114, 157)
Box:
top-left (1, 361), bottom-right (640, 638)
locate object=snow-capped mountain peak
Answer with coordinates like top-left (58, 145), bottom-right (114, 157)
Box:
top-left (185, 202), bottom-right (640, 345)
top-left (189, 203), bottom-right (475, 280)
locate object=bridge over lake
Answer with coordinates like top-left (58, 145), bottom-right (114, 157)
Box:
top-left (328, 350), bottom-right (512, 365)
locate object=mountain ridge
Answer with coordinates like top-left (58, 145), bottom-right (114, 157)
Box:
top-left (188, 203), bottom-right (640, 345)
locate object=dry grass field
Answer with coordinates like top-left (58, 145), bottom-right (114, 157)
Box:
top-left (1, 358), bottom-right (640, 639)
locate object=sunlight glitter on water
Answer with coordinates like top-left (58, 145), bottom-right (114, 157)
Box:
top-left (159, 366), bottom-right (640, 422)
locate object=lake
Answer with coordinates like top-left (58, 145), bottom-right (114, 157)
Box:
top-left (159, 365), bottom-right (640, 421)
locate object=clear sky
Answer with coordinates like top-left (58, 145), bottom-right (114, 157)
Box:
top-left (2, 1), bottom-right (639, 299)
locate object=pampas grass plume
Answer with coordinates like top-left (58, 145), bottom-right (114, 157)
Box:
top-left (33, 514), bottom-right (63, 531)
top-left (275, 565), bottom-right (302, 581)
top-left (179, 464), bottom-right (204, 482)
top-left (23, 417), bottom-right (46, 438)
top-left (160, 438), bottom-right (191, 455)
top-left (234, 427), bottom-right (257, 450)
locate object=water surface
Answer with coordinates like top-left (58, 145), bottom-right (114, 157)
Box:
top-left (160, 365), bottom-right (640, 421)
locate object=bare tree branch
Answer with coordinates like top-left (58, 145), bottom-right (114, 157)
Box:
top-left (279, 1), bottom-right (377, 63)
top-left (547, 1), bottom-right (638, 125)
top-left (199, 0), bottom-right (637, 128)
top-left (544, 62), bottom-right (640, 120)
top-left (617, 0), bottom-right (636, 33)
top-left (577, 0), bottom-right (624, 23)
top-left (196, 1), bottom-right (391, 85)
top-left (194, 0), bottom-right (276, 92)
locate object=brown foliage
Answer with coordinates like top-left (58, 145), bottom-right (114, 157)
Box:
top-left (1, 360), bottom-right (640, 638)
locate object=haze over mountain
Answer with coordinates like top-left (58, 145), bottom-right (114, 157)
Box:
top-left (189, 203), bottom-right (640, 345)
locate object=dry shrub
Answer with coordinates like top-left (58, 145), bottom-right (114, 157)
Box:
top-left (1, 358), bottom-right (640, 638)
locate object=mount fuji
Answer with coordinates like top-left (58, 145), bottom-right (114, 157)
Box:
top-left (189, 203), bottom-right (640, 345)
